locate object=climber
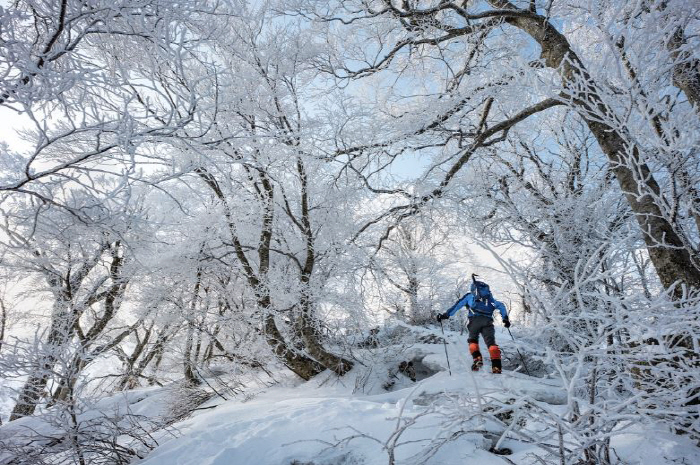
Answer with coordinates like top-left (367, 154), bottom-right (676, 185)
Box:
top-left (437, 275), bottom-right (510, 373)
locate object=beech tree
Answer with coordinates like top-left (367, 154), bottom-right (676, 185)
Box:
top-left (292, 0), bottom-right (700, 293)
top-left (134, 3), bottom-right (361, 379)
top-left (0, 190), bottom-right (141, 420)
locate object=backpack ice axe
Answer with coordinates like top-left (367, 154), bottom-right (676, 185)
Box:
top-left (471, 273), bottom-right (479, 295)
top-left (471, 273), bottom-right (492, 304)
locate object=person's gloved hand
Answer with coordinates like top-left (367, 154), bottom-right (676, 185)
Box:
top-left (436, 313), bottom-right (448, 322)
top-left (503, 318), bottom-right (511, 328)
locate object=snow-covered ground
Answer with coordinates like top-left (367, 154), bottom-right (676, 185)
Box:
top-left (2, 325), bottom-right (699, 465)
top-left (132, 326), bottom-right (700, 465)
top-left (136, 372), bottom-right (558, 464)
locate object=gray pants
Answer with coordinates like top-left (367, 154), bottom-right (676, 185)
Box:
top-left (467, 315), bottom-right (496, 347)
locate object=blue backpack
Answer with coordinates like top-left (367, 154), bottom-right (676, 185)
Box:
top-left (470, 280), bottom-right (496, 316)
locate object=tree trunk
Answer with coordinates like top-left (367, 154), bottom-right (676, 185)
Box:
top-left (121, 326), bottom-right (168, 390)
top-left (10, 302), bottom-right (73, 420)
top-left (149, 347), bottom-right (166, 386)
top-left (296, 305), bottom-right (353, 377)
top-left (51, 354), bottom-right (86, 405)
top-left (184, 254), bottom-right (205, 386)
top-left (295, 156), bottom-right (353, 376)
top-left (262, 298), bottom-right (324, 381)
top-left (183, 321), bottom-right (201, 386)
top-left (407, 268), bottom-right (419, 323)
top-left (196, 166), bottom-right (326, 380)
top-left (11, 371), bottom-right (52, 420)
top-left (0, 298), bottom-right (6, 354)
top-left (668, 27), bottom-right (700, 115)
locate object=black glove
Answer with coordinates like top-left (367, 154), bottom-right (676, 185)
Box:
top-left (503, 318), bottom-right (511, 328)
top-left (436, 313), bottom-right (448, 322)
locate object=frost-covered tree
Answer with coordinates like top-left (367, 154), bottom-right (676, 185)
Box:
top-left (453, 109), bottom-right (700, 456)
top-left (0, 0), bottom-right (217, 212)
top-left (130, 2), bottom-right (364, 380)
top-left (367, 217), bottom-right (457, 324)
top-left (0, 189), bottom-right (145, 420)
top-left (290, 0), bottom-right (700, 294)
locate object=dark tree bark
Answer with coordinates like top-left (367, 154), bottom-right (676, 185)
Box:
top-left (293, 157), bottom-right (354, 376)
top-left (116, 325), bottom-right (153, 390)
top-left (0, 298), bottom-right (6, 354)
top-left (183, 262), bottom-right (204, 386)
top-left (668, 27), bottom-right (700, 115)
top-left (10, 303), bottom-right (73, 420)
top-left (10, 262), bottom-right (89, 420)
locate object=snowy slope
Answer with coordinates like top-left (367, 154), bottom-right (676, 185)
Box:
top-left (133, 327), bottom-right (700, 465)
top-left (2, 326), bottom-right (699, 465)
top-left (135, 347), bottom-right (524, 463)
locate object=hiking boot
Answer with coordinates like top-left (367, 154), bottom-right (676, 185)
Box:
top-left (491, 358), bottom-right (502, 374)
top-left (471, 356), bottom-right (483, 371)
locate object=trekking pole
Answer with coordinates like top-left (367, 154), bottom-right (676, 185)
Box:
top-left (507, 327), bottom-right (531, 376)
top-left (439, 320), bottom-right (452, 376)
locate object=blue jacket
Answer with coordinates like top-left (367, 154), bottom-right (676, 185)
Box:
top-left (445, 292), bottom-right (508, 320)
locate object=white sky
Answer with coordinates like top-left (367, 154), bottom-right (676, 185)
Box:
top-left (0, 107), bottom-right (31, 152)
